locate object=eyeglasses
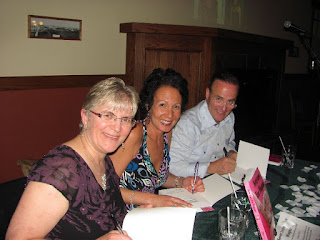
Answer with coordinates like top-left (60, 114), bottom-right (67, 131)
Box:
top-left (89, 110), bottom-right (136, 127)
top-left (211, 95), bottom-right (237, 108)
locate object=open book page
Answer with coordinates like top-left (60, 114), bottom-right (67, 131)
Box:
top-left (244, 168), bottom-right (276, 240)
top-left (158, 188), bottom-right (212, 212)
top-left (275, 212), bottom-right (320, 240)
top-left (222, 166), bottom-right (251, 185)
top-left (199, 174), bottom-right (240, 205)
top-left (122, 207), bottom-right (197, 240)
top-left (223, 140), bottom-right (270, 184)
top-left (159, 174), bottom-right (239, 211)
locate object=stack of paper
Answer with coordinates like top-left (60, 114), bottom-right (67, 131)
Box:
top-left (122, 207), bottom-right (197, 240)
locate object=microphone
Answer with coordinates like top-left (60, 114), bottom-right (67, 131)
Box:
top-left (284, 21), bottom-right (308, 35)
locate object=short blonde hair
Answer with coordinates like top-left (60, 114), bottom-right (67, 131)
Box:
top-left (80, 77), bottom-right (139, 129)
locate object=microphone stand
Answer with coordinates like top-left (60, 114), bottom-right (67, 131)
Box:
top-left (296, 32), bottom-right (320, 149)
top-left (297, 33), bottom-right (320, 70)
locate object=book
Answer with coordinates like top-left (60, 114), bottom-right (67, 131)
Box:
top-left (268, 154), bottom-right (282, 166)
top-left (223, 140), bottom-right (270, 184)
top-left (275, 211), bottom-right (320, 240)
top-left (159, 174), bottom-right (239, 212)
top-left (244, 168), bottom-right (276, 240)
top-left (122, 207), bottom-right (197, 240)
top-left (158, 187), bottom-right (212, 212)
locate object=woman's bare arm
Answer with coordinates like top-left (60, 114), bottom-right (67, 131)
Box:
top-left (6, 181), bottom-right (69, 240)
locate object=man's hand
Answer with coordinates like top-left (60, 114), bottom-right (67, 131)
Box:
top-left (207, 157), bottom-right (236, 175)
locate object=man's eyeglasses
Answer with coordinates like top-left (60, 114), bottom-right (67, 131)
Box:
top-left (212, 95), bottom-right (237, 108)
top-left (89, 110), bottom-right (136, 127)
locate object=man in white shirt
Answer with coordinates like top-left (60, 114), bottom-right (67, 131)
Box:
top-left (169, 71), bottom-right (239, 178)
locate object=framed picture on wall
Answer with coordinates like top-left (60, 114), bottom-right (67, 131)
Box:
top-left (28, 15), bottom-right (82, 40)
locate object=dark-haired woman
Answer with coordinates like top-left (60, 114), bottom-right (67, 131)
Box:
top-left (110, 68), bottom-right (204, 209)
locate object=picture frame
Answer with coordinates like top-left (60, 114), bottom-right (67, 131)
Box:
top-left (28, 15), bottom-right (82, 40)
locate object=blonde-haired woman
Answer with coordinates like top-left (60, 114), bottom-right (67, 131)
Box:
top-left (6, 78), bottom-right (139, 240)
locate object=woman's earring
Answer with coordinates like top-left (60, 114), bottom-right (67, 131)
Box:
top-left (121, 142), bottom-right (125, 150)
top-left (147, 111), bottom-right (151, 124)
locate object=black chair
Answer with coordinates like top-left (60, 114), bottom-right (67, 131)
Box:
top-left (0, 177), bottom-right (27, 240)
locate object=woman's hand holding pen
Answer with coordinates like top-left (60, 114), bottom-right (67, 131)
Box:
top-left (182, 176), bottom-right (205, 193)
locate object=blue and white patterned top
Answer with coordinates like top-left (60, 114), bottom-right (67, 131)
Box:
top-left (120, 120), bottom-right (170, 204)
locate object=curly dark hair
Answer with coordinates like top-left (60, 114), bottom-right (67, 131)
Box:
top-left (139, 68), bottom-right (189, 119)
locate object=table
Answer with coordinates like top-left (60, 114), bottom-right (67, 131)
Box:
top-left (192, 159), bottom-right (320, 239)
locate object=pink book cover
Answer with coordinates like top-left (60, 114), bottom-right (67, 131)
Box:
top-left (244, 168), bottom-right (276, 240)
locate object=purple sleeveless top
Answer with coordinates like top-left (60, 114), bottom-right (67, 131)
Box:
top-left (28, 145), bottom-right (126, 240)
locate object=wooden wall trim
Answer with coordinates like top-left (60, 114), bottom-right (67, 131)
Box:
top-left (0, 74), bottom-right (126, 91)
top-left (120, 22), bottom-right (293, 49)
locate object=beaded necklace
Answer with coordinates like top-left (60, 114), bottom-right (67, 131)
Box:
top-left (80, 135), bottom-right (107, 191)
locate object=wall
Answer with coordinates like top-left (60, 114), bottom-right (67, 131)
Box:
top-left (0, 87), bottom-right (89, 182)
top-left (0, 0), bottom-right (312, 76)
top-left (0, 0), bottom-right (313, 182)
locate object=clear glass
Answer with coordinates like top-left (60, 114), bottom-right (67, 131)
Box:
top-left (218, 208), bottom-right (247, 240)
top-left (230, 189), bottom-right (251, 228)
top-left (281, 145), bottom-right (296, 169)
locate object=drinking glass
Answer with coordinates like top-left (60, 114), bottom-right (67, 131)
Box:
top-left (218, 208), bottom-right (247, 240)
top-left (282, 145), bottom-right (296, 169)
top-left (230, 190), bottom-right (251, 227)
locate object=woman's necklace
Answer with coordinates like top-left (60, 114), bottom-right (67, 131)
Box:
top-left (80, 135), bottom-right (107, 191)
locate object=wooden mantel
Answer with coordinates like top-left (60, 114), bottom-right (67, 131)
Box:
top-left (120, 22), bottom-right (292, 49)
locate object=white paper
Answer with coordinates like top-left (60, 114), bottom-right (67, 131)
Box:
top-left (122, 207), bottom-right (197, 240)
top-left (275, 211), bottom-right (320, 240)
top-left (159, 174), bottom-right (239, 211)
top-left (199, 174), bottom-right (240, 205)
top-left (224, 140), bottom-right (270, 184)
top-left (158, 188), bottom-right (211, 212)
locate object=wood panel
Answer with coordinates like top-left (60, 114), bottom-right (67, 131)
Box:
top-left (0, 75), bottom-right (126, 91)
top-left (122, 29), bottom-right (213, 111)
top-left (144, 50), bottom-right (202, 109)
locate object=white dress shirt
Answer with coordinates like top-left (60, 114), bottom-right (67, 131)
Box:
top-left (169, 100), bottom-right (237, 178)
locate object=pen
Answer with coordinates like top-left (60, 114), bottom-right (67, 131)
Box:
top-left (110, 213), bottom-right (124, 234)
top-left (224, 147), bottom-right (239, 200)
top-left (192, 161), bottom-right (199, 194)
top-left (223, 147), bottom-right (228, 157)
